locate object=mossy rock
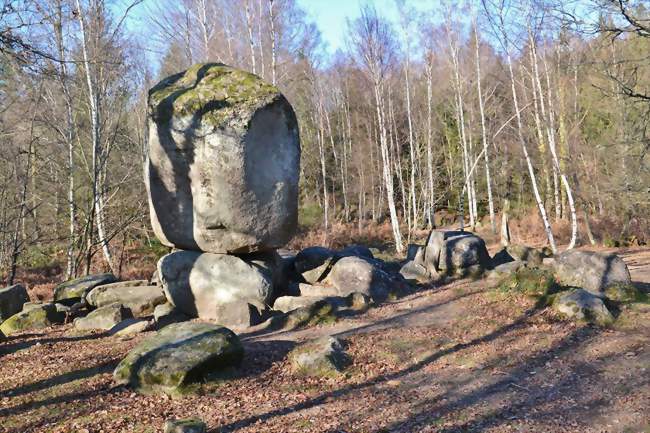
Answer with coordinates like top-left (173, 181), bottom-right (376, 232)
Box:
top-left (283, 300), bottom-right (337, 330)
top-left (113, 322), bottom-right (243, 395)
top-left (288, 336), bottom-right (350, 378)
top-left (553, 288), bottom-right (614, 327)
top-left (604, 283), bottom-right (645, 303)
top-left (164, 418), bottom-right (206, 433)
top-left (149, 63), bottom-right (280, 130)
top-left (0, 303), bottom-right (64, 336)
top-left (498, 267), bottom-right (559, 298)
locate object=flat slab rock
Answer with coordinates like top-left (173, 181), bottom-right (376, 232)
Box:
top-left (53, 273), bottom-right (117, 305)
top-left (113, 322), bottom-right (243, 395)
top-left (86, 281), bottom-right (166, 316)
top-left (74, 304), bottom-right (132, 331)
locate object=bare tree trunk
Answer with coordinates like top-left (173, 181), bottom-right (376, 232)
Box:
top-left (245, 0), bottom-right (257, 74)
top-left (197, 0), bottom-right (210, 61)
top-left (268, 0), bottom-right (277, 85)
top-left (75, 0), bottom-right (115, 273)
top-left (258, 0), bottom-right (265, 78)
top-left (425, 59), bottom-right (435, 229)
top-left (501, 199), bottom-right (511, 246)
top-left (403, 46), bottom-right (417, 230)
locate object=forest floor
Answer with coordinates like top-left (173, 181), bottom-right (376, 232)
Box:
top-left (1, 246), bottom-right (649, 433)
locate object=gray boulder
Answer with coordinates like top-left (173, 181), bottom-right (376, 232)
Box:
top-left (0, 284), bottom-right (29, 322)
top-left (53, 273), bottom-right (117, 305)
top-left (212, 301), bottom-right (264, 328)
top-left (0, 303), bottom-right (64, 336)
top-left (146, 63), bottom-right (300, 254)
top-left (297, 283), bottom-right (340, 297)
top-left (86, 280), bottom-right (166, 316)
top-left (273, 295), bottom-right (330, 313)
top-left (158, 250), bottom-right (273, 320)
top-left (423, 230), bottom-right (491, 275)
top-left (399, 260), bottom-right (430, 283)
top-left (113, 322), bottom-right (243, 395)
top-left (554, 250), bottom-right (631, 297)
top-left (325, 256), bottom-right (405, 302)
top-left (553, 289), bottom-right (614, 326)
top-left (164, 419), bottom-right (206, 433)
top-left (288, 336), bottom-right (349, 377)
top-left (74, 303), bottom-right (132, 331)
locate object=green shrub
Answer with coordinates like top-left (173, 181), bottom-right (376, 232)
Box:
top-left (498, 267), bottom-right (560, 298)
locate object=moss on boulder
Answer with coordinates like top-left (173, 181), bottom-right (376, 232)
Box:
top-left (0, 303), bottom-right (64, 336)
top-left (288, 336), bottom-right (350, 378)
top-left (113, 322), bottom-right (243, 395)
top-left (604, 283), bottom-right (644, 303)
top-left (553, 288), bottom-right (614, 327)
top-left (53, 273), bottom-right (117, 305)
top-left (498, 267), bottom-right (559, 298)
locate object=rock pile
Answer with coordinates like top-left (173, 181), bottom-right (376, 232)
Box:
top-left (146, 63), bottom-right (301, 328)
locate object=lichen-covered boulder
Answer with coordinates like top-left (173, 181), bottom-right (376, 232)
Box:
top-left (553, 289), bottom-right (614, 326)
top-left (554, 250), bottom-right (631, 298)
top-left (288, 336), bottom-right (349, 377)
top-left (146, 63), bottom-right (300, 254)
top-left (498, 267), bottom-right (558, 297)
top-left (86, 281), bottom-right (166, 316)
top-left (53, 273), bottom-right (117, 305)
top-left (158, 250), bottom-right (273, 320)
top-left (113, 322), bottom-right (243, 395)
top-left (0, 303), bottom-right (64, 336)
top-left (423, 230), bottom-right (491, 276)
top-left (604, 283), bottom-right (643, 303)
top-left (0, 284), bottom-right (29, 322)
top-left (153, 303), bottom-right (189, 329)
top-left (74, 303), bottom-right (132, 331)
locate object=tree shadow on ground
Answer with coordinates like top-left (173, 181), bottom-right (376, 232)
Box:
top-left (357, 325), bottom-right (649, 433)
top-left (0, 331), bottom-right (108, 358)
top-left (210, 302), bottom-right (543, 433)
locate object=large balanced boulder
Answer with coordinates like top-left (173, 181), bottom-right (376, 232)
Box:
top-left (146, 63), bottom-right (300, 254)
top-left (0, 303), bottom-right (64, 336)
top-left (113, 322), bottom-right (243, 395)
top-left (158, 250), bottom-right (273, 320)
top-left (554, 250), bottom-right (631, 298)
top-left (0, 284), bottom-right (29, 322)
top-left (423, 230), bottom-right (491, 276)
top-left (53, 273), bottom-right (117, 305)
top-left (87, 280), bottom-right (166, 316)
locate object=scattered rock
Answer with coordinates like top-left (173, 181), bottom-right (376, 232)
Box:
top-left (489, 261), bottom-right (525, 279)
top-left (86, 281), bottom-right (166, 316)
top-left (0, 284), bottom-right (29, 322)
top-left (288, 336), bottom-right (349, 377)
top-left (554, 250), bottom-right (632, 298)
top-left (423, 230), bottom-right (491, 276)
top-left (294, 246), bottom-right (337, 284)
top-left (284, 299), bottom-right (336, 329)
top-left (158, 250), bottom-right (273, 319)
top-left (153, 303), bottom-right (189, 328)
top-left (164, 419), bottom-right (206, 433)
top-left (74, 303), bottom-right (132, 331)
top-left (325, 256), bottom-right (405, 302)
top-left (553, 289), bottom-right (614, 326)
top-left (399, 260), bottom-right (430, 283)
top-left (0, 303), bottom-right (64, 336)
top-left (146, 63), bottom-right (300, 254)
top-left (492, 244), bottom-right (546, 267)
top-left (113, 322), bottom-right (243, 395)
top-left (53, 273), bottom-right (117, 305)
top-left (110, 318), bottom-right (151, 336)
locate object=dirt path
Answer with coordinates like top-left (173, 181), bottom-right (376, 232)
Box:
top-left (0, 247), bottom-right (649, 433)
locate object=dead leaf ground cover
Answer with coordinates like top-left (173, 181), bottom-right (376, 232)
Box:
top-left (1, 248), bottom-right (649, 433)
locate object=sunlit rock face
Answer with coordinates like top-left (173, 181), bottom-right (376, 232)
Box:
top-left (146, 63), bottom-right (300, 254)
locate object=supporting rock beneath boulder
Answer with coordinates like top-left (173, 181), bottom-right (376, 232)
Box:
top-left (288, 336), bottom-right (349, 377)
top-left (158, 250), bottom-right (273, 320)
top-left (553, 289), bottom-right (614, 327)
top-left (53, 273), bottom-right (117, 305)
top-left (0, 284), bottom-right (29, 322)
top-left (113, 322), bottom-right (243, 395)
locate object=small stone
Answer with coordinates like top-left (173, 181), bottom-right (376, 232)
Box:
top-left (164, 418), bottom-right (206, 433)
top-left (553, 289), bottom-right (614, 327)
top-left (288, 336), bottom-right (349, 377)
top-left (110, 318), bottom-right (151, 336)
